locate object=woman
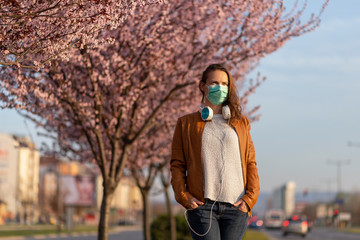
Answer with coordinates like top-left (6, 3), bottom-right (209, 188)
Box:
top-left (170, 64), bottom-right (260, 240)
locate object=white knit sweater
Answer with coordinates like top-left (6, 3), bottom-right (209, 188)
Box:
top-left (202, 114), bottom-right (245, 204)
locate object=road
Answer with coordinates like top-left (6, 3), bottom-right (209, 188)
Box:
top-left (2, 227), bottom-right (359, 240)
top-left (263, 228), bottom-right (360, 240)
top-left (0, 229), bottom-right (143, 240)
top-left (49, 230), bottom-right (142, 240)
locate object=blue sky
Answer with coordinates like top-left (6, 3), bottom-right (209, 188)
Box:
top-left (1, 1), bottom-right (359, 194)
top-left (248, 0), bottom-right (360, 193)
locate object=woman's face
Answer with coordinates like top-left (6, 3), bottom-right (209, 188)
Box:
top-left (200, 70), bottom-right (229, 97)
top-left (76, 176), bottom-right (94, 201)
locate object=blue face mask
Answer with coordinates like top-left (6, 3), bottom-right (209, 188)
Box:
top-left (206, 84), bottom-right (228, 106)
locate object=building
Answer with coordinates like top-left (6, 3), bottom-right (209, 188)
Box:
top-left (272, 181), bottom-right (296, 217)
top-left (0, 133), bottom-right (40, 224)
top-left (39, 157), bottom-right (142, 226)
top-left (39, 157), bottom-right (98, 225)
top-left (38, 156), bottom-right (60, 224)
top-left (0, 200), bottom-right (8, 224)
top-left (96, 175), bottom-right (142, 225)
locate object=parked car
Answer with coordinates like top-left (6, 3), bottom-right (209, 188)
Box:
top-left (117, 219), bottom-right (135, 225)
top-left (248, 216), bottom-right (263, 229)
top-left (282, 215), bottom-right (308, 238)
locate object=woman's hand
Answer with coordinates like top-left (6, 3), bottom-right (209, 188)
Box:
top-left (234, 199), bottom-right (249, 212)
top-left (186, 197), bottom-right (204, 210)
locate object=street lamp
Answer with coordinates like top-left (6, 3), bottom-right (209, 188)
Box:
top-left (326, 159), bottom-right (351, 195)
top-left (348, 141), bottom-right (360, 148)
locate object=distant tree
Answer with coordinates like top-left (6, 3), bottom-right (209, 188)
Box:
top-left (127, 110), bottom-right (179, 240)
top-left (343, 192), bottom-right (360, 226)
top-left (0, 1), bottom-right (328, 239)
top-left (302, 203), bottom-right (317, 221)
top-left (158, 163), bottom-right (176, 240)
top-left (128, 153), bottom-right (160, 240)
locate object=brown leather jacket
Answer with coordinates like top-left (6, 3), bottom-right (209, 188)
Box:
top-left (170, 111), bottom-right (260, 210)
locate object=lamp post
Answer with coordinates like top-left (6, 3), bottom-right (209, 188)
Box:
top-left (327, 159), bottom-right (351, 195)
top-left (348, 141), bottom-right (360, 148)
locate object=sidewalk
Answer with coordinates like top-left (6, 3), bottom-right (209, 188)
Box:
top-left (0, 225), bottom-right (141, 240)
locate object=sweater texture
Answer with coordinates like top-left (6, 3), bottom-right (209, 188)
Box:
top-left (202, 114), bottom-right (245, 204)
top-left (170, 111), bottom-right (260, 211)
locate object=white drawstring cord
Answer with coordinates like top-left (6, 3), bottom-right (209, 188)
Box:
top-left (184, 200), bottom-right (217, 237)
top-left (185, 125), bottom-right (226, 237)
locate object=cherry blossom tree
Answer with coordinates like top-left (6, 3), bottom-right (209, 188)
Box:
top-left (157, 163), bottom-right (176, 240)
top-left (127, 100), bottom-right (186, 240)
top-left (0, 1), bottom-right (328, 239)
top-left (128, 140), bottom-right (163, 240)
top-left (0, 0), bottom-right (161, 68)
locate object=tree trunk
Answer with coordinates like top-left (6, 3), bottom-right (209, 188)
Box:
top-left (159, 166), bottom-right (176, 240)
top-left (98, 183), bottom-right (115, 240)
top-left (140, 188), bottom-right (151, 240)
top-left (164, 185), bottom-right (176, 240)
top-left (57, 171), bottom-right (63, 232)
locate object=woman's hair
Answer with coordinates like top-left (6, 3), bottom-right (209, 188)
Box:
top-left (199, 64), bottom-right (242, 122)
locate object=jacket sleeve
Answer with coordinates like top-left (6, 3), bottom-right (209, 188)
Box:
top-left (170, 118), bottom-right (193, 208)
top-left (241, 117), bottom-right (260, 210)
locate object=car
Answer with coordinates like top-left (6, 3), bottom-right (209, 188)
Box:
top-left (264, 209), bottom-right (285, 229)
top-left (282, 215), bottom-right (308, 238)
top-left (117, 219), bottom-right (135, 225)
top-left (248, 216), bottom-right (263, 229)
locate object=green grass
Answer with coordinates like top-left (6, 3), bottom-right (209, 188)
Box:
top-left (0, 229), bottom-right (61, 237)
top-left (0, 225), bottom-right (99, 237)
top-left (0, 224), bottom-right (55, 231)
top-left (243, 229), bottom-right (269, 240)
top-left (0, 225), bottom-right (270, 239)
top-left (340, 227), bottom-right (360, 234)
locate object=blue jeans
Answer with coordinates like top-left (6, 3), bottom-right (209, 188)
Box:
top-left (186, 199), bottom-right (248, 240)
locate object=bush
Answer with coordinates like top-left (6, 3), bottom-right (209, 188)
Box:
top-left (151, 214), bottom-right (192, 240)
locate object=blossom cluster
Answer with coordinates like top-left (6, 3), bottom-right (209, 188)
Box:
top-left (0, 0), bottom-right (161, 68)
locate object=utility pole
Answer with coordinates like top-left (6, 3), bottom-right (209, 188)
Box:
top-left (327, 159), bottom-right (351, 194)
top-left (321, 178), bottom-right (335, 201)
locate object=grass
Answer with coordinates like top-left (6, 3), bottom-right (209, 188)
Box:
top-left (0, 224), bottom-right (55, 231)
top-left (243, 229), bottom-right (269, 240)
top-left (0, 225), bottom-right (99, 237)
top-left (339, 227), bottom-right (360, 234)
top-left (0, 225), bottom-right (270, 239)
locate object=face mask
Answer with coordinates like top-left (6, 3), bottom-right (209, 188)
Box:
top-left (206, 84), bottom-right (228, 106)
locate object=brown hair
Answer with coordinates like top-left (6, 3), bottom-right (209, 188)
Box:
top-left (199, 64), bottom-right (242, 123)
